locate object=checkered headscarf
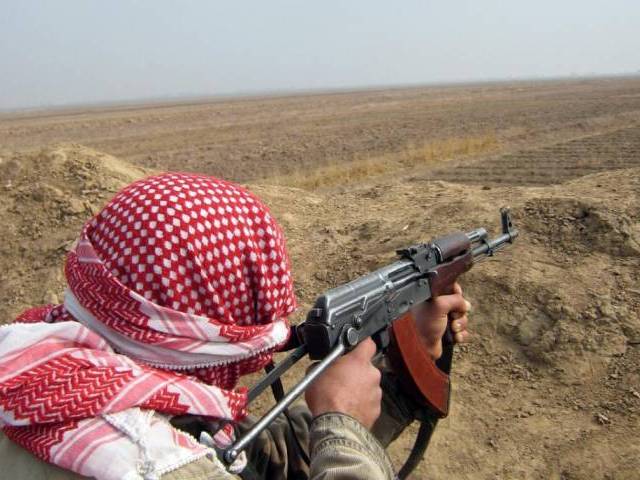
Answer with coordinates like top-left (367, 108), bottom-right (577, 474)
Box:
top-left (0, 173), bottom-right (297, 479)
top-left (68, 172), bottom-right (297, 383)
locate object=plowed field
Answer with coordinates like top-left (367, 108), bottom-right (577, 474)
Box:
top-left (1, 77), bottom-right (639, 479)
top-left (431, 125), bottom-right (640, 186)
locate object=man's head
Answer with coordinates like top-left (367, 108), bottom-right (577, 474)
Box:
top-left (64, 173), bottom-right (296, 384)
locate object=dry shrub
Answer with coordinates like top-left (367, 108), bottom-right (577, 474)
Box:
top-left (268, 134), bottom-right (499, 191)
top-left (402, 134), bottom-right (499, 167)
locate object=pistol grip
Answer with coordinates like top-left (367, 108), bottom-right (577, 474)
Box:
top-left (443, 314), bottom-right (455, 346)
top-left (372, 328), bottom-right (390, 352)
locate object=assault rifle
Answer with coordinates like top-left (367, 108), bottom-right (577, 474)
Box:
top-left (224, 208), bottom-right (518, 476)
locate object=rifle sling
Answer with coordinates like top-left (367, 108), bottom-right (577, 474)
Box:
top-left (398, 417), bottom-right (439, 480)
top-left (265, 362), bottom-right (312, 469)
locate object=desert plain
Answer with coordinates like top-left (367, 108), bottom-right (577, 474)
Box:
top-left (1, 77), bottom-right (639, 479)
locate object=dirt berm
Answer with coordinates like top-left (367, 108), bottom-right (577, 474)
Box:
top-left (1, 144), bottom-right (638, 479)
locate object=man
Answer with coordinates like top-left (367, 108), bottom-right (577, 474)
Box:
top-left (0, 173), bottom-right (470, 479)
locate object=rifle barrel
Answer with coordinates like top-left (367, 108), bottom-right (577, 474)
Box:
top-left (471, 230), bottom-right (518, 258)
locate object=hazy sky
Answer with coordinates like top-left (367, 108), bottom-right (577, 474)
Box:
top-left (1, 0), bottom-right (639, 110)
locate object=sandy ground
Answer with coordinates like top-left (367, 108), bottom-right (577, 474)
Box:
top-left (1, 77), bottom-right (639, 479)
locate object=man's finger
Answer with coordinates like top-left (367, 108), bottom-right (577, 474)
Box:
top-left (434, 293), bottom-right (470, 316)
top-left (351, 337), bottom-right (377, 361)
top-left (452, 282), bottom-right (462, 295)
top-left (451, 315), bottom-right (468, 333)
top-left (455, 330), bottom-right (471, 344)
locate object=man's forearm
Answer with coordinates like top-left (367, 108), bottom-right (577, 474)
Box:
top-left (237, 371), bottom-right (436, 480)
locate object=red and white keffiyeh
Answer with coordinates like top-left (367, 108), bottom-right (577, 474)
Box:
top-left (0, 173), bottom-right (297, 479)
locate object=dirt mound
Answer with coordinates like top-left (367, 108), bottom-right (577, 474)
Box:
top-left (0, 144), bottom-right (148, 320)
top-left (523, 197), bottom-right (640, 257)
top-left (0, 146), bottom-right (638, 479)
top-left (256, 168), bottom-right (640, 479)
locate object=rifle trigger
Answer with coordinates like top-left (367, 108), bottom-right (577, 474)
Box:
top-left (373, 329), bottom-right (390, 352)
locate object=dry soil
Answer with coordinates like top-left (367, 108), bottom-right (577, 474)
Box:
top-left (1, 77), bottom-right (639, 479)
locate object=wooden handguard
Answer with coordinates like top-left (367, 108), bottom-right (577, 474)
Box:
top-left (390, 311), bottom-right (451, 417)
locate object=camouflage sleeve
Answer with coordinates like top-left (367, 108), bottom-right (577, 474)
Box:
top-left (165, 397), bottom-right (404, 480)
top-left (307, 412), bottom-right (395, 480)
top-left (169, 361), bottom-right (440, 480)
top-left (236, 367), bottom-right (439, 480)
top-left (238, 407), bottom-right (396, 480)
top-left (236, 403), bottom-right (313, 480)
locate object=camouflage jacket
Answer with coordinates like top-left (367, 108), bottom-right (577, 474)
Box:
top-left (0, 370), bottom-right (437, 480)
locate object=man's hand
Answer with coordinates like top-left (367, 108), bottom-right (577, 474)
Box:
top-left (304, 284), bottom-right (470, 428)
top-left (411, 282), bottom-right (471, 360)
top-left (305, 338), bottom-right (382, 429)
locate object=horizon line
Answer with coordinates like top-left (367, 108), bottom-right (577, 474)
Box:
top-left (2, 71), bottom-right (640, 117)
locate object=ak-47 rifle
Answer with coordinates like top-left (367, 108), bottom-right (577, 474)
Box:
top-left (223, 208), bottom-right (518, 477)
